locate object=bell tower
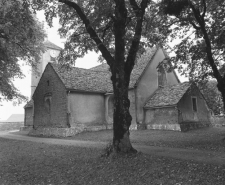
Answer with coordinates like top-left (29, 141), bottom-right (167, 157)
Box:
top-left (31, 40), bottom-right (61, 96)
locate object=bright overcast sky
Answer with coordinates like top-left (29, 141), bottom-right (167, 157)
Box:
top-left (0, 11), bottom-right (187, 121)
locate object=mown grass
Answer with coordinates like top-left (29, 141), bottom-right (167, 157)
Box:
top-left (0, 138), bottom-right (225, 185)
top-left (68, 127), bottom-right (225, 152)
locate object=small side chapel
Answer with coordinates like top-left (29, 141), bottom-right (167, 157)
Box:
top-left (23, 41), bottom-right (211, 136)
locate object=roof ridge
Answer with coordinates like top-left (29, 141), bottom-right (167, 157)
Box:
top-left (51, 63), bottom-right (109, 73)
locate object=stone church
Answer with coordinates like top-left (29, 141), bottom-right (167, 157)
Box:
top-left (23, 41), bottom-right (211, 136)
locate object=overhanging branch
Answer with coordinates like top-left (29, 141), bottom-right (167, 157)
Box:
top-left (129, 0), bottom-right (141, 16)
top-left (189, 20), bottom-right (201, 30)
top-left (58, 0), bottom-right (115, 67)
top-left (201, 0), bottom-right (206, 18)
top-left (189, 0), bottom-right (222, 82)
top-left (125, 0), bottom-right (149, 75)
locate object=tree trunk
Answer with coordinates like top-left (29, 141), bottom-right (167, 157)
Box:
top-left (108, 1), bottom-right (136, 154)
top-left (59, 0), bottom-right (147, 154)
top-left (217, 78), bottom-right (225, 114)
top-left (112, 81), bottom-right (136, 153)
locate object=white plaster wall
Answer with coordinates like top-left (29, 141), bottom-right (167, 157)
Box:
top-left (136, 48), bottom-right (180, 124)
top-left (68, 92), bottom-right (106, 127)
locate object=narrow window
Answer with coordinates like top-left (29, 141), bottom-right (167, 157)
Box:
top-left (47, 80), bottom-right (50, 86)
top-left (158, 66), bottom-right (167, 87)
top-left (44, 96), bottom-right (52, 113)
top-left (192, 97), bottom-right (197, 112)
top-left (45, 99), bottom-right (51, 113)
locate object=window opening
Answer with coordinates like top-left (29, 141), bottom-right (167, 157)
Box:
top-left (158, 65), bottom-right (167, 87)
top-left (192, 97), bottom-right (197, 112)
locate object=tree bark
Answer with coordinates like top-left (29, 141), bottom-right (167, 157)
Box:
top-left (112, 78), bottom-right (136, 153)
top-left (217, 79), bottom-right (225, 114)
top-left (110, 0), bottom-right (136, 153)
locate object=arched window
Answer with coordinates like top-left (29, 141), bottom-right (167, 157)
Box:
top-left (44, 94), bottom-right (52, 113)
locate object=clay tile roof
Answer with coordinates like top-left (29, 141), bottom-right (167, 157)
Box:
top-left (44, 40), bottom-right (62, 50)
top-left (90, 47), bottom-right (158, 89)
top-left (90, 63), bottom-right (109, 71)
top-left (24, 100), bottom-right (33, 108)
top-left (50, 47), bottom-right (158, 93)
top-left (51, 64), bottom-right (113, 93)
top-left (145, 82), bottom-right (191, 108)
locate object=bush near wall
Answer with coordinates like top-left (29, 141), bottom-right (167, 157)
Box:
top-left (0, 122), bottom-right (24, 131)
top-left (211, 115), bottom-right (225, 127)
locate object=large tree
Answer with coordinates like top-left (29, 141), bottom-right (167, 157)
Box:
top-left (32, 0), bottom-right (173, 153)
top-left (160, 0), bottom-right (225, 113)
top-left (0, 0), bottom-right (46, 103)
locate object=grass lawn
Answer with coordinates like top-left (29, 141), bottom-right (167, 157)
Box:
top-left (68, 127), bottom-right (225, 152)
top-left (0, 138), bottom-right (225, 185)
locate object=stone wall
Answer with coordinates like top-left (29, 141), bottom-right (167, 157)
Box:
top-left (24, 107), bottom-right (33, 127)
top-left (0, 122), bottom-right (24, 131)
top-left (29, 124), bottom-right (113, 137)
top-left (180, 121), bottom-right (210, 132)
top-left (144, 107), bottom-right (181, 131)
top-left (33, 64), bottom-right (68, 129)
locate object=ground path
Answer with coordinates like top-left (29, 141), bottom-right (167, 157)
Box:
top-left (0, 130), bottom-right (224, 166)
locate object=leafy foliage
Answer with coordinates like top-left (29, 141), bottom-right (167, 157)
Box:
top-left (161, 0), bottom-right (225, 112)
top-left (162, 0), bottom-right (189, 16)
top-left (0, 0), bottom-right (46, 103)
top-left (33, 0), bottom-right (173, 65)
top-left (199, 81), bottom-right (223, 115)
top-left (161, 0), bottom-right (225, 81)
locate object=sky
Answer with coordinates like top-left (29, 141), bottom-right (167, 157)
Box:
top-left (0, 11), bottom-right (187, 121)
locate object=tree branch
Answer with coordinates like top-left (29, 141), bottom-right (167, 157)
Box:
top-left (129, 0), bottom-right (141, 16)
top-left (189, 20), bottom-right (201, 30)
top-left (201, 0), bottom-right (206, 19)
top-left (125, 0), bottom-right (149, 76)
top-left (58, 0), bottom-right (115, 67)
top-left (71, 31), bottom-right (88, 38)
top-left (189, 0), bottom-right (222, 82)
top-left (101, 20), bottom-right (113, 41)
